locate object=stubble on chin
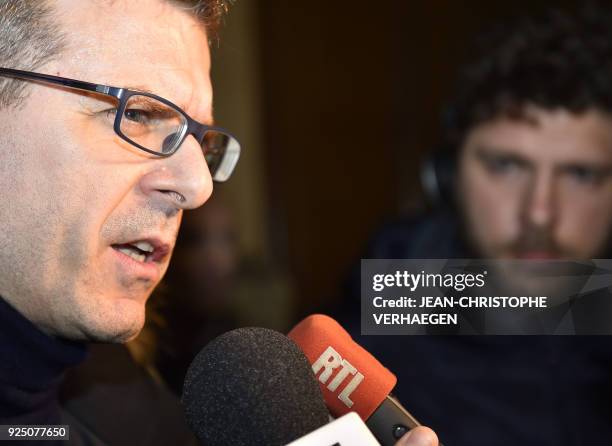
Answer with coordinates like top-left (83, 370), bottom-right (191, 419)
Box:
top-left (74, 298), bottom-right (147, 343)
top-left (49, 279), bottom-right (152, 343)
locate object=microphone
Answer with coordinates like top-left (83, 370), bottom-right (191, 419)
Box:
top-left (181, 327), bottom-right (329, 445)
top-left (288, 314), bottom-right (438, 446)
top-left (181, 327), bottom-right (381, 446)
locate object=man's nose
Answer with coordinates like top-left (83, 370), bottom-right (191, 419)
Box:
top-left (139, 135), bottom-right (213, 211)
top-left (522, 170), bottom-right (556, 228)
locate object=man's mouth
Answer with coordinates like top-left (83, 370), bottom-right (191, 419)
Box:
top-left (515, 251), bottom-right (561, 260)
top-left (111, 240), bottom-right (169, 264)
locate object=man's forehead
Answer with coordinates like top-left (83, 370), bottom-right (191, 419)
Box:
top-left (52, 0), bottom-right (213, 120)
top-left (465, 107), bottom-right (612, 162)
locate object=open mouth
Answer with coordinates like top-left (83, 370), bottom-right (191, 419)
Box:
top-left (112, 241), bottom-right (157, 263)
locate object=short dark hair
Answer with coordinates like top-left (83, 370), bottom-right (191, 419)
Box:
top-left (169, 0), bottom-right (230, 37)
top-left (446, 5), bottom-right (612, 147)
top-left (0, 1), bottom-right (65, 108)
top-left (0, 0), bottom-right (228, 108)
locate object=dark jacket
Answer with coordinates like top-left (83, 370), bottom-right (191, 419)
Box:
top-left (333, 211), bottom-right (612, 446)
top-left (0, 296), bottom-right (196, 445)
top-left (0, 296), bottom-right (87, 445)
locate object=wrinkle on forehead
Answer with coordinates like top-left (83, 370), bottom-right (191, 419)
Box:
top-left (52, 0), bottom-right (213, 122)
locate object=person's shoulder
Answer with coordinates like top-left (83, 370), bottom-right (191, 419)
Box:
top-left (61, 343), bottom-right (197, 446)
top-left (366, 208), bottom-right (463, 259)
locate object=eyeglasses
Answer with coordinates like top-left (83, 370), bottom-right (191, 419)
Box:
top-left (0, 67), bottom-right (240, 182)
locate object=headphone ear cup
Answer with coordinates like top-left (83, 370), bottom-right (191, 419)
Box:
top-left (420, 147), bottom-right (457, 207)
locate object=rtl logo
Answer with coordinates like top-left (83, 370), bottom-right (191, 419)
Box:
top-left (312, 346), bottom-right (364, 408)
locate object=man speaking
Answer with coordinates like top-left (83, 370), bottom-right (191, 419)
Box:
top-left (0, 1), bottom-right (436, 445)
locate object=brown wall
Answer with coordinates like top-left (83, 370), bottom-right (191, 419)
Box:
top-left (257, 1), bottom-right (399, 311)
top-left (213, 0), bottom-right (583, 319)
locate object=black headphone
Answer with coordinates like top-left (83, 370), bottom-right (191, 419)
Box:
top-left (420, 144), bottom-right (457, 207)
top-left (420, 103), bottom-right (459, 207)
top-left (420, 104), bottom-right (461, 207)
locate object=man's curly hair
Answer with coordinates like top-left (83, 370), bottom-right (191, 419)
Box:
top-left (446, 4), bottom-right (612, 148)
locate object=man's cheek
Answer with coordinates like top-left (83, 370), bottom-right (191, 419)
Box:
top-left (559, 201), bottom-right (612, 257)
top-left (472, 186), bottom-right (521, 253)
top-left (475, 204), bottom-right (508, 254)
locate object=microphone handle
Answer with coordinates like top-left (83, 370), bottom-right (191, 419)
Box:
top-left (366, 395), bottom-right (446, 446)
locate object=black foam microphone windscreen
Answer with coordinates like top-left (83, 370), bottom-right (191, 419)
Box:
top-left (181, 327), bottom-right (330, 446)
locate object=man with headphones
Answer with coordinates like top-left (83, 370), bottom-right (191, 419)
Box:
top-left (337, 5), bottom-right (612, 446)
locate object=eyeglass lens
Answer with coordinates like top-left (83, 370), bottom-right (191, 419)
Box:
top-left (118, 94), bottom-right (240, 181)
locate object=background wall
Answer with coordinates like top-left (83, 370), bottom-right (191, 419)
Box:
top-left (207, 0), bottom-right (582, 326)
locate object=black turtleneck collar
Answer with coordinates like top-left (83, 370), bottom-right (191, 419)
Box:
top-left (0, 296), bottom-right (87, 423)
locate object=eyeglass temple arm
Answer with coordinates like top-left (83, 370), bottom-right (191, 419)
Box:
top-left (0, 67), bottom-right (113, 95)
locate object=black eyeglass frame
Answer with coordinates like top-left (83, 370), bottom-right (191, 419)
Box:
top-left (0, 67), bottom-right (238, 160)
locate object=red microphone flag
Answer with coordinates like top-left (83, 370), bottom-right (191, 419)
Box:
top-left (288, 314), bottom-right (396, 420)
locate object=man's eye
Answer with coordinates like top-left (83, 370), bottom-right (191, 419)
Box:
top-left (124, 108), bottom-right (151, 125)
top-left (566, 166), bottom-right (600, 185)
top-left (484, 157), bottom-right (522, 174)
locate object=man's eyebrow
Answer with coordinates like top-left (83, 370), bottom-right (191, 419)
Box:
top-left (557, 161), bottom-right (612, 174)
top-left (475, 146), bottom-right (612, 175)
top-left (122, 84), bottom-right (155, 94)
top-left (121, 84), bottom-right (184, 106)
top-left (474, 146), bottom-right (531, 164)
top-left (122, 84), bottom-right (215, 125)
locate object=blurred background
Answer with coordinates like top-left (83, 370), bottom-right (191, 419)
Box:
top-left (199, 0), bottom-right (582, 330)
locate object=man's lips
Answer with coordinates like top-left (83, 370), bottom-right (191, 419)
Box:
top-left (111, 238), bottom-right (171, 264)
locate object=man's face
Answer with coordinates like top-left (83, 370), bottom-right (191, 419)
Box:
top-left (458, 107), bottom-right (612, 260)
top-left (0, 0), bottom-right (213, 341)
